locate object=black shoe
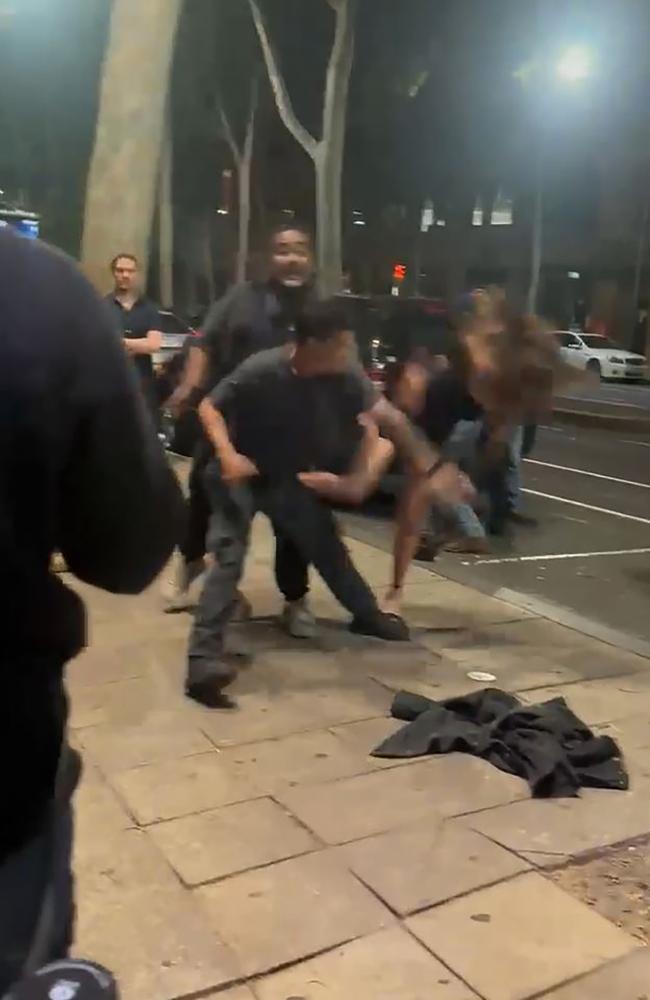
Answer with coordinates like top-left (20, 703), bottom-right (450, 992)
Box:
top-left (351, 612), bottom-right (410, 642)
top-left (186, 680), bottom-right (237, 709)
top-left (507, 510), bottom-right (539, 528)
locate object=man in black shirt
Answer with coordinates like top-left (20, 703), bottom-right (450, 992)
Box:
top-left (164, 225), bottom-right (320, 639)
top-left (105, 253), bottom-right (162, 415)
top-left (0, 230), bottom-right (182, 989)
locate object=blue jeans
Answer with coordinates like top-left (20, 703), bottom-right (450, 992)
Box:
top-left (505, 426), bottom-right (524, 513)
top-left (430, 420), bottom-right (486, 540)
top-left (0, 807), bottom-right (74, 993)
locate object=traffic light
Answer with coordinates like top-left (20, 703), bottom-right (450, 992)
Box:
top-left (393, 263), bottom-right (407, 282)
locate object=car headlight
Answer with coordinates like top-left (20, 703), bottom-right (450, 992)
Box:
top-left (609, 356), bottom-right (626, 363)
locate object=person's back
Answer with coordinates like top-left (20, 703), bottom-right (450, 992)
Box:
top-left (0, 229), bottom-right (183, 989)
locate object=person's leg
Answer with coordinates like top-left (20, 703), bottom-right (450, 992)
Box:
top-left (186, 469), bottom-right (255, 705)
top-left (0, 804), bottom-right (73, 994)
top-left (163, 449), bottom-right (211, 611)
top-left (274, 531), bottom-right (316, 638)
top-left (422, 421), bottom-right (487, 555)
top-left (263, 481), bottom-right (408, 640)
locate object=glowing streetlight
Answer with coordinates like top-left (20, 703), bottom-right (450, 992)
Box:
top-left (556, 45), bottom-right (593, 83)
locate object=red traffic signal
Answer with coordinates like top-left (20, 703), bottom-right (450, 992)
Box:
top-left (393, 263), bottom-right (407, 282)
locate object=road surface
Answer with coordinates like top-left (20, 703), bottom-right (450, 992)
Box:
top-left (342, 420), bottom-right (650, 652)
top-left (557, 380), bottom-right (650, 414)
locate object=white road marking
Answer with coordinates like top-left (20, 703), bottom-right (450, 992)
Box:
top-left (559, 395), bottom-right (645, 409)
top-left (524, 458), bottom-right (650, 490)
top-left (621, 439), bottom-right (650, 448)
top-left (521, 488), bottom-right (650, 525)
top-left (473, 547), bottom-right (650, 566)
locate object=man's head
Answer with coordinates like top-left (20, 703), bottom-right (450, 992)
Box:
top-left (111, 253), bottom-right (139, 295)
top-left (268, 223), bottom-right (314, 289)
top-left (293, 299), bottom-right (355, 375)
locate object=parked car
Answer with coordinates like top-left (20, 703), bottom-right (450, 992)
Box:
top-left (555, 331), bottom-right (647, 381)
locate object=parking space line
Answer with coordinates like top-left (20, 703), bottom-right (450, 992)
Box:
top-left (621, 439), bottom-right (650, 448)
top-left (524, 458), bottom-right (650, 489)
top-left (521, 488), bottom-right (650, 525)
top-left (473, 547), bottom-right (650, 566)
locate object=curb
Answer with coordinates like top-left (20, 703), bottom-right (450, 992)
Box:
top-left (553, 406), bottom-right (650, 434)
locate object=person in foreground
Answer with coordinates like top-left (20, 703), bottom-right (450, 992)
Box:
top-left (384, 303), bottom-right (571, 616)
top-left (185, 299), bottom-right (469, 709)
top-left (0, 229), bottom-right (182, 991)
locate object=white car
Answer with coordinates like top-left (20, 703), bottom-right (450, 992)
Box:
top-left (555, 331), bottom-right (647, 381)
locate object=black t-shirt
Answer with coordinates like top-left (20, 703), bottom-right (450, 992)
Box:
top-left (418, 366), bottom-right (483, 446)
top-left (209, 347), bottom-right (376, 478)
top-left (106, 295), bottom-right (161, 381)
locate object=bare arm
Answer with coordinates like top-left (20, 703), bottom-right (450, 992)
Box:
top-left (124, 329), bottom-right (162, 355)
top-left (167, 343), bottom-right (209, 414)
top-left (369, 395), bottom-right (438, 474)
top-left (198, 396), bottom-right (258, 482)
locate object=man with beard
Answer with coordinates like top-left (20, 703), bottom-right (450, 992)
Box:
top-left (164, 224), bottom-right (321, 638)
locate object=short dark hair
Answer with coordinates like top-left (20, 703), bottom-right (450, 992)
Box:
top-left (295, 299), bottom-right (350, 345)
top-left (110, 253), bottom-right (138, 271)
top-left (267, 220), bottom-right (313, 248)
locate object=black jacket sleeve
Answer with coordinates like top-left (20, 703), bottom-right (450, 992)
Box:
top-left (59, 270), bottom-right (184, 594)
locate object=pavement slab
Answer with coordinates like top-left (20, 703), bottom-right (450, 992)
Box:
top-left (75, 828), bottom-right (240, 1000)
top-left (149, 796), bottom-right (318, 886)
top-left (467, 780), bottom-right (650, 860)
top-left (196, 850), bottom-right (394, 977)
top-left (78, 709), bottom-right (213, 771)
top-left (255, 926), bottom-right (480, 999)
top-left (537, 947), bottom-right (650, 998)
top-left (396, 581), bottom-right (532, 630)
top-left (522, 673), bottom-right (650, 725)
top-left (406, 871), bottom-right (637, 1000)
top-left (111, 751), bottom-right (266, 825)
top-left (278, 756), bottom-right (525, 845)
top-left (339, 818), bottom-right (530, 915)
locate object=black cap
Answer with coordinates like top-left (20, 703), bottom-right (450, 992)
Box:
top-left (8, 960), bottom-right (118, 1000)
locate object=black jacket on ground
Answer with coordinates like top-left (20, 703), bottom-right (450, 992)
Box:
top-left (0, 230), bottom-right (184, 861)
top-left (372, 688), bottom-right (628, 798)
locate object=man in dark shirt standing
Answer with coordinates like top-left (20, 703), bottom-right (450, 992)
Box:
top-left (105, 253), bottom-right (162, 416)
top-left (0, 230), bottom-right (182, 990)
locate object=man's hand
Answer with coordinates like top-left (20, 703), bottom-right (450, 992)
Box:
top-left (425, 462), bottom-right (475, 507)
top-left (298, 471), bottom-right (367, 505)
top-left (220, 449), bottom-right (259, 484)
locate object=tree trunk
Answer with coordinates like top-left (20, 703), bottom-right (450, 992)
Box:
top-left (315, 147), bottom-right (343, 296)
top-left (236, 82), bottom-right (258, 284)
top-left (81, 0), bottom-right (182, 291)
top-left (158, 109), bottom-right (174, 307)
top-left (527, 149), bottom-right (544, 314)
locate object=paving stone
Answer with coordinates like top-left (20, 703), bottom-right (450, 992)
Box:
top-left (398, 580), bottom-right (531, 630)
top-left (538, 947), bottom-right (650, 998)
top-left (340, 818), bottom-right (530, 915)
top-left (75, 828), bottom-right (240, 999)
top-left (468, 783), bottom-right (650, 859)
top-left (217, 729), bottom-right (378, 793)
top-left (256, 926), bottom-right (479, 999)
top-left (68, 676), bottom-right (154, 729)
top-left (422, 619), bottom-right (592, 656)
top-left (78, 711), bottom-right (213, 771)
top-left (436, 646), bottom-right (582, 691)
top-left (149, 797), bottom-right (318, 885)
top-left (595, 714), bottom-right (650, 751)
top-left (66, 640), bottom-right (153, 688)
top-left (73, 769), bottom-right (135, 862)
top-left (196, 851), bottom-right (393, 976)
top-left (329, 717), bottom-right (409, 767)
top-left (111, 751), bottom-right (265, 825)
top-left (278, 756), bottom-right (525, 845)
top-left (204, 989), bottom-right (256, 1000)
top-left (522, 674), bottom-right (650, 724)
top-left (407, 871), bottom-right (636, 1000)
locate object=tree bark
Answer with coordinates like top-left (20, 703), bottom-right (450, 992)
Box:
top-left (221, 80), bottom-right (258, 284)
top-left (158, 107), bottom-right (174, 307)
top-left (81, 0), bottom-right (182, 291)
top-left (249, 0), bottom-right (357, 295)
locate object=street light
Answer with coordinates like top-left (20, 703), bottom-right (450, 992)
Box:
top-left (556, 45), bottom-right (593, 84)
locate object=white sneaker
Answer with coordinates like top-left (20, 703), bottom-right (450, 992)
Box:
top-left (162, 553), bottom-right (206, 612)
top-left (281, 598), bottom-right (317, 639)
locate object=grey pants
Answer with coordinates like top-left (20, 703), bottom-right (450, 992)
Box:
top-left (187, 465), bottom-right (381, 689)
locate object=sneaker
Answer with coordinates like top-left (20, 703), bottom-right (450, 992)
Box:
top-left (162, 553), bottom-right (206, 612)
top-left (350, 612), bottom-right (410, 642)
top-left (185, 679), bottom-right (237, 710)
top-left (281, 598), bottom-right (317, 639)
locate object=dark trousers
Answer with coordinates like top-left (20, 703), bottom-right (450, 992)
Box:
top-left (180, 450), bottom-right (308, 602)
top-left (0, 806), bottom-right (73, 993)
top-left (187, 465), bottom-right (380, 688)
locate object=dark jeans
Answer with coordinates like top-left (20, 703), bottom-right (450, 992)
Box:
top-left (180, 450), bottom-right (308, 602)
top-left (0, 806), bottom-right (74, 993)
top-left (186, 465), bottom-right (380, 688)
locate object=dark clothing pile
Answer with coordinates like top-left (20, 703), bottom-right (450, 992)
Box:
top-left (372, 688), bottom-right (628, 798)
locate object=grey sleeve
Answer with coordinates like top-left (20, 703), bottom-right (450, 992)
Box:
top-left (199, 286), bottom-right (239, 356)
top-left (59, 269), bottom-right (184, 594)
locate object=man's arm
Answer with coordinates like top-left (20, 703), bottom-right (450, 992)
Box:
top-left (166, 291), bottom-right (235, 414)
top-left (59, 274), bottom-right (184, 594)
top-left (124, 330), bottom-right (162, 355)
top-left (370, 395), bottom-right (437, 474)
top-left (198, 395), bottom-right (258, 483)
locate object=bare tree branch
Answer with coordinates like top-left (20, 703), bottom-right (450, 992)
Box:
top-left (322, 0), bottom-right (357, 144)
top-left (248, 0), bottom-right (318, 158)
top-left (218, 100), bottom-right (242, 169)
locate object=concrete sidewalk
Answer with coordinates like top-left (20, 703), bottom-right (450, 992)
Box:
top-left (67, 518), bottom-right (650, 999)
